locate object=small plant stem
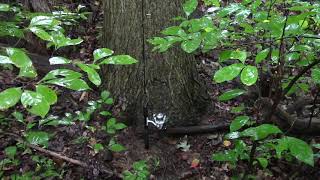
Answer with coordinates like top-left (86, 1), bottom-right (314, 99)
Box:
top-left (242, 141), bottom-right (257, 180)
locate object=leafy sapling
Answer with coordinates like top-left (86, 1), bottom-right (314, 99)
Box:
top-left (122, 160), bottom-right (150, 180)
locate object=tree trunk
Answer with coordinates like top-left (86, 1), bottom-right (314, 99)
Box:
top-left (102, 0), bottom-right (209, 128)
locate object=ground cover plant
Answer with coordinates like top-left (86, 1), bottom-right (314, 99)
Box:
top-left (1, 0), bottom-right (320, 179)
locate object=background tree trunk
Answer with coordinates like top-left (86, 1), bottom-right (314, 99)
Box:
top-left (102, 0), bottom-right (209, 127)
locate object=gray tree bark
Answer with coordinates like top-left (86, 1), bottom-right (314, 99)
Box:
top-left (102, 0), bottom-right (209, 128)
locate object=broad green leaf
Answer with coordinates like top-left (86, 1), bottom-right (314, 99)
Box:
top-left (218, 89), bottom-right (246, 101)
top-left (101, 90), bottom-right (110, 100)
top-left (41, 69), bottom-right (82, 81)
top-left (0, 55), bottom-right (12, 64)
top-left (161, 26), bottom-right (187, 37)
top-left (21, 90), bottom-right (50, 117)
top-left (49, 57), bottom-right (71, 65)
top-left (311, 68), bottom-right (320, 84)
top-left (29, 27), bottom-right (52, 41)
top-left (183, 0), bottom-right (198, 17)
top-left (6, 48), bottom-right (37, 78)
top-left (214, 63), bottom-right (244, 83)
top-left (93, 143), bottom-right (104, 153)
top-left (36, 85), bottom-right (57, 105)
top-left (114, 123), bottom-right (127, 130)
top-left (276, 138), bottom-right (288, 158)
top-left (29, 16), bottom-right (60, 27)
top-left (93, 48), bottom-right (114, 62)
top-left (0, 3), bottom-right (9, 11)
top-left (230, 116), bottom-right (250, 132)
top-left (255, 48), bottom-right (270, 64)
top-left (109, 143), bottom-right (126, 152)
top-left (0, 88), bottom-right (22, 110)
top-left (286, 136), bottom-right (314, 166)
top-left (212, 150), bottom-right (237, 163)
top-left (257, 157), bottom-right (268, 169)
top-left (99, 55), bottom-right (138, 65)
top-left (240, 65), bottom-right (258, 86)
top-left (230, 50), bottom-right (247, 63)
top-left (241, 124), bottom-right (282, 141)
top-left (5, 146), bottom-right (17, 159)
top-left (181, 37), bottom-right (201, 53)
top-left (188, 17), bottom-right (214, 33)
top-left (45, 78), bottom-right (90, 91)
top-left (231, 104), bottom-right (245, 113)
top-left (107, 118), bottom-right (116, 127)
top-left (217, 3), bottom-right (241, 17)
top-left (26, 131), bottom-right (49, 148)
top-left (21, 91), bottom-right (43, 107)
top-left (29, 101), bottom-right (50, 118)
top-left (76, 63), bottom-right (101, 86)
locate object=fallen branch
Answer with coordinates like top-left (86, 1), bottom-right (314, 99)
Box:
top-left (0, 131), bottom-right (113, 176)
top-left (164, 123), bottom-right (229, 135)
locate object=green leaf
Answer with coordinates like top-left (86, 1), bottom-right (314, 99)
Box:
top-left (93, 143), bottom-right (104, 153)
top-left (49, 57), bottom-right (71, 65)
top-left (212, 150), bottom-right (237, 163)
top-left (29, 27), bottom-right (52, 41)
top-left (109, 143), bottom-right (126, 152)
top-left (311, 68), bottom-right (320, 84)
top-left (231, 104), bottom-right (245, 113)
top-left (218, 89), bottom-right (246, 101)
top-left (115, 123), bottom-right (127, 130)
top-left (41, 69), bottom-right (82, 81)
top-left (45, 78), bottom-right (90, 91)
top-left (255, 48), bottom-right (270, 64)
top-left (181, 37), bottom-right (201, 53)
top-left (99, 55), bottom-right (138, 65)
top-left (21, 90), bottom-right (50, 118)
top-left (214, 63), bottom-right (244, 83)
top-left (6, 48), bottom-right (37, 78)
top-left (230, 50), bottom-right (247, 64)
top-left (29, 16), bottom-right (60, 27)
top-left (36, 85), bottom-right (57, 105)
top-left (241, 124), bottom-right (282, 141)
top-left (0, 55), bottom-right (13, 64)
top-left (240, 65), bottom-right (258, 86)
top-left (101, 91), bottom-right (110, 100)
top-left (76, 63), bottom-right (101, 86)
top-left (26, 131), bottom-right (49, 148)
top-left (0, 88), bottom-right (22, 110)
top-left (0, 3), bottom-right (10, 12)
top-left (183, 0), bottom-right (198, 17)
top-left (161, 26), bottom-right (187, 37)
top-left (5, 146), bottom-right (17, 159)
top-left (230, 116), bottom-right (250, 132)
top-left (100, 111), bottom-right (112, 116)
top-left (93, 48), bottom-right (114, 62)
top-left (257, 157), bottom-right (268, 169)
top-left (286, 136), bottom-right (314, 166)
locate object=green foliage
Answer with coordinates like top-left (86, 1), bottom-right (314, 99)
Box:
top-left (150, 0), bottom-right (319, 176)
top-left (123, 160), bottom-right (150, 180)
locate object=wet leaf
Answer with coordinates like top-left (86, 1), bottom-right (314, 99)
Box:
top-left (214, 63), bottom-right (244, 83)
top-left (241, 124), bottom-right (282, 141)
top-left (93, 48), bottom-right (114, 62)
top-left (255, 48), bottom-right (270, 64)
top-left (218, 89), bottom-right (246, 101)
top-left (26, 131), bottom-right (49, 148)
top-left (36, 85), bottom-right (57, 105)
top-left (240, 65), bottom-right (258, 86)
top-left (49, 57), bottom-right (71, 65)
top-left (183, 0), bottom-right (198, 17)
top-left (76, 63), bottom-right (101, 86)
top-left (99, 55), bottom-right (138, 65)
top-left (0, 88), bottom-right (22, 110)
top-left (230, 116), bottom-right (250, 132)
top-left (286, 136), bottom-right (314, 166)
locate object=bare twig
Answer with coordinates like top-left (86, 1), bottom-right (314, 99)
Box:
top-left (0, 131), bottom-right (114, 176)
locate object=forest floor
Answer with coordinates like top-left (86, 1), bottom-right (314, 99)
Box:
top-left (1, 1), bottom-right (320, 180)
